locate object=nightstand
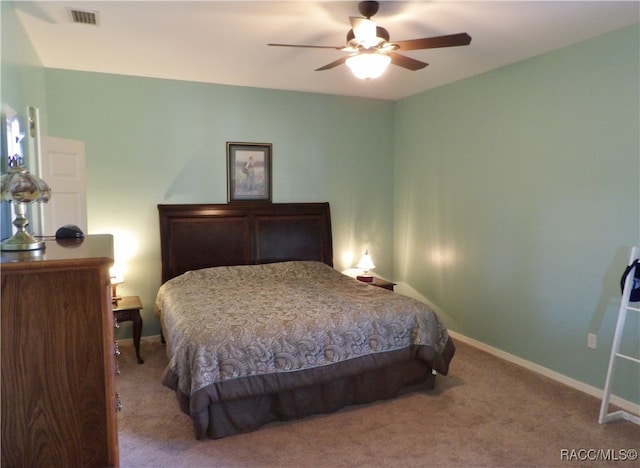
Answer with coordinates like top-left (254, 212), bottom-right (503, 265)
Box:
top-left (113, 296), bottom-right (144, 364)
top-left (371, 278), bottom-right (395, 291)
top-left (359, 277), bottom-right (396, 291)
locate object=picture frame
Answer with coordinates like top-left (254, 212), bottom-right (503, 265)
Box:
top-left (226, 142), bottom-right (272, 202)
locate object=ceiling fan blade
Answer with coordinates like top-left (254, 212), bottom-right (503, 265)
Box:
top-left (268, 43), bottom-right (345, 50)
top-left (315, 55), bottom-right (350, 71)
top-left (350, 16), bottom-right (377, 44)
top-left (389, 52), bottom-right (428, 71)
top-left (393, 33), bottom-right (471, 51)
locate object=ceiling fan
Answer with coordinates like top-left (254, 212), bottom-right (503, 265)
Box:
top-left (268, 1), bottom-right (472, 79)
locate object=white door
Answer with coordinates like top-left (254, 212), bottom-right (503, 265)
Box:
top-left (39, 136), bottom-right (87, 236)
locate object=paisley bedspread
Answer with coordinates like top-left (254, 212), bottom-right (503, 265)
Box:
top-left (155, 261), bottom-right (453, 407)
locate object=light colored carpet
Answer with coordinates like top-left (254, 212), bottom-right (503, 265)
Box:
top-left (116, 339), bottom-right (638, 467)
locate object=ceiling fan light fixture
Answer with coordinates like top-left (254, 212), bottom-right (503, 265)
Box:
top-left (346, 52), bottom-right (391, 79)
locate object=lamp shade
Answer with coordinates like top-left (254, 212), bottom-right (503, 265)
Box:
top-left (346, 52), bottom-right (391, 79)
top-left (356, 250), bottom-right (376, 272)
top-left (1, 164), bottom-right (51, 203)
top-left (1, 162), bottom-right (51, 251)
top-left (110, 266), bottom-right (125, 286)
top-left (110, 265), bottom-right (125, 303)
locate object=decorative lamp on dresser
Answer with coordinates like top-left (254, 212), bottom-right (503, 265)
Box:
top-left (1, 234), bottom-right (119, 467)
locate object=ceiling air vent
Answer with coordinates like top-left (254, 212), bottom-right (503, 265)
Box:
top-left (69, 9), bottom-right (99, 26)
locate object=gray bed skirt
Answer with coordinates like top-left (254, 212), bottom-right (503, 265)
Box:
top-left (163, 338), bottom-right (455, 439)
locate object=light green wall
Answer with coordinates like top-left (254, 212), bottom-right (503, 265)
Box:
top-left (394, 25), bottom-right (640, 403)
top-left (43, 70), bottom-right (395, 338)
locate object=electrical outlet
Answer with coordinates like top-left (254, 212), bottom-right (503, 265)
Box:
top-left (587, 333), bottom-right (597, 349)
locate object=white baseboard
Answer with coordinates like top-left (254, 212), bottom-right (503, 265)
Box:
top-left (448, 330), bottom-right (640, 417)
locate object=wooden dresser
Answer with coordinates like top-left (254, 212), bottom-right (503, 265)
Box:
top-left (1, 235), bottom-right (119, 467)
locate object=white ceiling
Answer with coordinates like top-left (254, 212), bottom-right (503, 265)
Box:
top-left (14, 1), bottom-right (640, 100)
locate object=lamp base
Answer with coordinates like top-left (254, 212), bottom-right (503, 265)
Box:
top-left (1, 230), bottom-right (45, 251)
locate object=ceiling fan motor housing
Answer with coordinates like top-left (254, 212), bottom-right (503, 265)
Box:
top-left (359, 1), bottom-right (380, 18)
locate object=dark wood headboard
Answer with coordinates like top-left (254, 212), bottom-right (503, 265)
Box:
top-left (158, 203), bottom-right (333, 282)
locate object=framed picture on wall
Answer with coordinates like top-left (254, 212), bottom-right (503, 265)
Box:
top-left (226, 142), bottom-right (272, 202)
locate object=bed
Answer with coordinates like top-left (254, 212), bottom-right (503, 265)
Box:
top-left (155, 202), bottom-right (455, 439)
